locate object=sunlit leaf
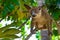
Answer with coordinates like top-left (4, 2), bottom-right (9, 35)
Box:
top-left (3, 28), bottom-right (20, 35)
top-left (0, 23), bottom-right (2, 27)
top-left (2, 38), bottom-right (12, 40)
top-left (0, 34), bottom-right (19, 38)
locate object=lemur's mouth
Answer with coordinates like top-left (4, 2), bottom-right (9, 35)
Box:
top-left (33, 15), bottom-right (36, 17)
top-left (32, 15), bottom-right (36, 17)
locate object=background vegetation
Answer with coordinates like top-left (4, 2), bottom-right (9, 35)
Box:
top-left (0, 0), bottom-right (60, 40)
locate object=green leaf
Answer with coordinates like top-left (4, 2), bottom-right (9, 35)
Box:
top-left (0, 26), bottom-right (11, 35)
top-left (0, 27), bottom-right (9, 33)
top-left (12, 0), bottom-right (19, 5)
top-left (2, 10), bottom-right (7, 18)
top-left (36, 32), bottom-right (40, 38)
top-left (31, 0), bottom-right (37, 7)
top-left (3, 28), bottom-right (20, 35)
top-left (52, 10), bottom-right (60, 20)
top-left (0, 35), bottom-right (19, 38)
top-left (21, 26), bottom-right (25, 31)
top-left (0, 22), bottom-right (19, 31)
top-left (0, 24), bottom-right (12, 32)
top-left (53, 29), bottom-right (58, 36)
top-left (4, 6), bottom-right (11, 12)
top-left (2, 38), bottom-right (12, 40)
top-left (0, 23), bottom-right (2, 27)
top-left (52, 22), bottom-right (57, 28)
top-left (8, 4), bottom-right (14, 11)
top-left (0, 29), bottom-right (3, 35)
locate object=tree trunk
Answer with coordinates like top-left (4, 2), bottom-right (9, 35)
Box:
top-left (41, 29), bottom-right (51, 40)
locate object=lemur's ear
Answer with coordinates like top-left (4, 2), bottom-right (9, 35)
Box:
top-left (24, 4), bottom-right (31, 10)
top-left (38, 5), bottom-right (46, 10)
top-left (38, 6), bottom-right (42, 10)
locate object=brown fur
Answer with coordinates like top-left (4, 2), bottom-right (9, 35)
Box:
top-left (30, 7), bottom-right (52, 29)
top-left (24, 4), bottom-right (52, 34)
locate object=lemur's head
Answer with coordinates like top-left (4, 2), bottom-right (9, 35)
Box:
top-left (24, 4), bottom-right (44, 17)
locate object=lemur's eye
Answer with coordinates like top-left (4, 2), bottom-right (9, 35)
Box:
top-left (38, 6), bottom-right (41, 10)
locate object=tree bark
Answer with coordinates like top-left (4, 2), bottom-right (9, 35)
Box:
top-left (41, 29), bottom-right (51, 40)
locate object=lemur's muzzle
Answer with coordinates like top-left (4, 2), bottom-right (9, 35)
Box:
top-left (31, 11), bottom-right (36, 17)
top-left (32, 14), bottom-right (36, 17)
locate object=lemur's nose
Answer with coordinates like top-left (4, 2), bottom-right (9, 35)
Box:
top-left (31, 11), bottom-right (36, 17)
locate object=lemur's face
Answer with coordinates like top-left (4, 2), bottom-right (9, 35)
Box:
top-left (30, 7), bottom-right (42, 17)
top-left (24, 4), bottom-right (43, 17)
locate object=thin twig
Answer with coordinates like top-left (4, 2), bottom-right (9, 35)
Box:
top-left (25, 33), bottom-right (33, 40)
top-left (18, 16), bottom-right (31, 29)
top-left (0, 19), bottom-right (3, 22)
top-left (25, 29), bottom-right (36, 40)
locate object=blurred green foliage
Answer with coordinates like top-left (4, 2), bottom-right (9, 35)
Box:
top-left (45, 0), bottom-right (60, 21)
top-left (0, 0), bottom-right (60, 40)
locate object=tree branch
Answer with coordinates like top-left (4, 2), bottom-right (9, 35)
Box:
top-left (0, 19), bottom-right (3, 22)
top-left (41, 29), bottom-right (51, 40)
top-left (18, 16), bottom-right (31, 29)
top-left (25, 33), bottom-right (33, 40)
top-left (25, 29), bottom-right (36, 40)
